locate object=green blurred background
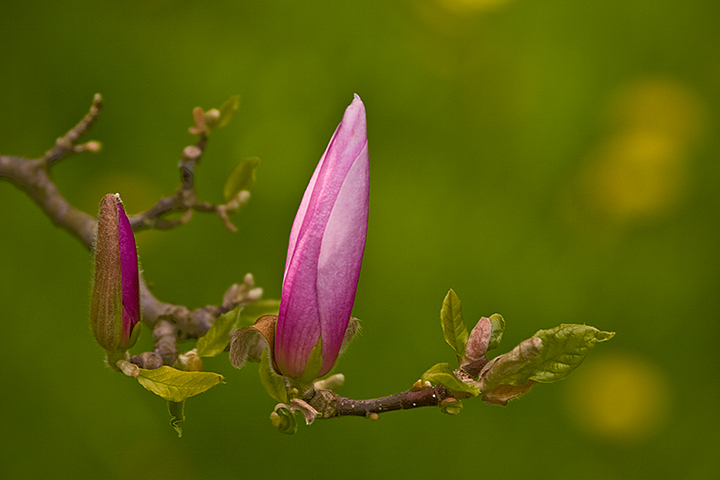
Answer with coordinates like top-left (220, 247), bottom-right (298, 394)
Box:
top-left (2, 0), bottom-right (718, 478)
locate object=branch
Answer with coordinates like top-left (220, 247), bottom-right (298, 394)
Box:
top-left (1, 94), bottom-right (261, 368)
top-left (129, 110), bottom-right (249, 233)
top-left (42, 93), bottom-right (104, 165)
top-left (307, 384), bottom-right (455, 420)
top-left (298, 358), bottom-right (490, 420)
top-left (0, 155), bottom-right (97, 246)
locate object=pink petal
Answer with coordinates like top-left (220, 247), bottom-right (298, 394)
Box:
top-left (116, 197), bottom-right (140, 347)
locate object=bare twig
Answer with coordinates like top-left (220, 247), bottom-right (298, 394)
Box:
top-left (128, 131), bottom-right (248, 233)
top-left (42, 93), bottom-right (103, 165)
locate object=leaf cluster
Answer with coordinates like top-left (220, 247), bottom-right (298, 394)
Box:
top-left (423, 289), bottom-right (614, 408)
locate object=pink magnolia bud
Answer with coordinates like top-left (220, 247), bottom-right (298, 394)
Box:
top-left (90, 194), bottom-right (141, 352)
top-left (274, 95), bottom-right (369, 379)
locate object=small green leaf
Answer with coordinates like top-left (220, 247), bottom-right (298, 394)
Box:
top-left (196, 306), bottom-right (241, 357)
top-left (259, 347), bottom-right (288, 403)
top-left (223, 157), bottom-right (259, 201)
top-left (167, 400), bottom-right (185, 437)
top-left (137, 366), bottom-right (224, 402)
top-left (239, 299), bottom-right (280, 324)
top-left (216, 95), bottom-right (241, 128)
top-left (440, 289), bottom-right (468, 359)
top-left (421, 362), bottom-right (480, 398)
top-left (487, 313), bottom-right (505, 351)
top-left (297, 338), bottom-right (323, 385)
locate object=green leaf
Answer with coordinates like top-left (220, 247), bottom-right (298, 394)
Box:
top-left (167, 400), bottom-right (185, 437)
top-left (481, 324), bottom-right (615, 392)
top-left (521, 324), bottom-right (615, 384)
top-left (239, 299), bottom-right (280, 324)
top-left (487, 313), bottom-right (505, 351)
top-left (196, 306), bottom-right (241, 357)
top-left (259, 347), bottom-right (288, 403)
top-left (223, 157), bottom-right (259, 201)
top-left (297, 338), bottom-right (323, 385)
top-left (421, 362), bottom-right (480, 398)
top-left (440, 289), bottom-right (468, 359)
top-left (216, 95), bottom-right (241, 128)
top-left (137, 366), bottom-right (224, 402)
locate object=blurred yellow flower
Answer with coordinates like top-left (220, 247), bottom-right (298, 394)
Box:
top-left (607, 77), bottom-right (706, 147)
top-left (434, 0), bottom-right (511, 13)
top-left (565, 76), bottom-right (706, 226)
top-left (565, 353), bottom-right (670, 442)
top-left (583, 130), bottom-right (686, 220)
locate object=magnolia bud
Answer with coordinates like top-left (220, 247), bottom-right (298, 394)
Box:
top-left (274, 95), bottom-right (369, 381)
top-left (90, 194), bottom-right (141, 353)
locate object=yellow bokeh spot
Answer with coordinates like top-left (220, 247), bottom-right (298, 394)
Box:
top-left (607, 77), bottom-right (706, 147)
top-left (584, 130), bottom-right (686, 220)
top-left (565, 353), bottom-right (670, 442)
top-left (571, 77), bottom-right (706, 224)
top-left (434, 0), bottom-right (511, 14)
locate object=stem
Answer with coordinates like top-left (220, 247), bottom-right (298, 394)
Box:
top-left (306, 384), bottom-right (453, 419)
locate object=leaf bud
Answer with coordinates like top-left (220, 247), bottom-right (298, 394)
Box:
top-left (204, 108), bottom-right (221, 128)
top-left (440, 397), bottom-right (463, 415)
top-left (175, 349), bottom-right (203, 372)
top-left (270, 406), bottom-right (297, 435)
top-left (464, 316), bottom-right (492, 363)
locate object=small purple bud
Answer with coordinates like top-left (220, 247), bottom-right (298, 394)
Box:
top-left (90, 194), bottom-right (141, 352)
top-left (274, 95), bottom-right (369, 379)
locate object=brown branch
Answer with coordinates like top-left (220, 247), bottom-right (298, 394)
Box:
top-left (128, 137), bottom-right (248, 233)
top-left (296, 358), bottom-right (490, 421)
top-left (1, 94), bottom-right (263, 369)
top-left (0, 155), bottom-right (98, 246)
top-left (306, 384), bottom-right (455, 419)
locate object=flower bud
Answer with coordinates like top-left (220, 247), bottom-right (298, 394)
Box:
top-left (274, 95), bottom-right (369, 380)
top-left (90, 194), bottom-right (141, 353)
